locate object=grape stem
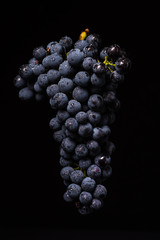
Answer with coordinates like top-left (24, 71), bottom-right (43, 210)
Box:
top-left (73, 163), bottom-right (87, 177)
top-left (103, 56), bottom-right (115, 73)
top-left (79, 28), bottom-right (90, 40)
top-left (97, 56), bottom-right (115, 73)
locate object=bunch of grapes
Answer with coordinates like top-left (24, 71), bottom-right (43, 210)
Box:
top-left (14, 29), bottom-right (131, 215)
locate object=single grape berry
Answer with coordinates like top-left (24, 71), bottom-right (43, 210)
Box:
top-left (92, 62), bottom-right (106, 74)
top-left (78, 205), bottom-right (93, 215)
top-left (46, 84), bottom-right (59, 98)
top-left (100, 47), bottom-right (108, 61)
top-left (58, 78), bottom-right (74, 93)
top-left (83, 44), bottom-right (98, 58)
top-left (82, 57), bottom-right (97, 71)
top-left (115, 57), bottom-right (131, 74)
top-left (18, 87), bottom-right (34, 101)
top-left (67, 99), bottom-right (82, 115)
top-left (86, 33), bottom-right (101, 48)
top-left (50, 92), bottom-right (68, 109)
top-left (81, 177), bottom-right (96, 192)
top-left (34, 81), bottom-right (43, 93)
top-left (67, 183), bottom-right (81, 199)
top-left (61, 137), bottom-right (76, 153)
top-left (65, 117), bottom-right (78, 132)
top-left (63, 191), bottom-right (74, 202)
top-left (42, 53), bottom-right (63, 69)
top-left (107, 44), bottom-right (121, 61)
top-left (59, 60), bottom-right (75, 77)
top-left (70, 170), bottom-right (84, 184)
top-left (59, 36), bottom-right (73, 51)
top-left (87, 164), bottom-right (101, 179)
top-left (74, 39), bottom-right (89, 50)
top-left (74, 143), bottom-right (88, 158)
top-left (47, 69), bottom-right (61, 83)
top-left (90, 198), bottom-right (103, 210)
top-left (87, 110), bottom-right (102, 126)
top-left (32, 63), bottom-right (45, 76)
top-left (92, 127), bottom-right (106, 141)
top-left (59, 157), bottom-right (72, 167)
top-left (37, 74), bottom-right (49, 88)
top-left (47, 41), bottom-right (58, 51)
top-left (90, 73), bottom-right (106, 87)
top-left (78, 122), bottom-right (93, 138)
top-left (87, 140), bottom-right (101, 157)
top-left (14, 75), bottom-right (26, 89)
top-left (74, 71), bottom-right (90, 87)
top-left (94, 154), bottom-right (111, 167)
top-left (53, 129), bottom-right (66, 143)
top-left (19, 64), bottom-right (33, 79)
top-left (72, 86), bottom-right (89, 103)
top-left (101, 166), bottom-right (112, 180)
top-left (67, 48), bottom-right (84, 67)
top-left (49, 117), bottom-right (61, 131)
top-left (110, 70), bottom-right (124, 84)
top-left (57, 110), bottom-right (70, 123)
top-left (79, 159), bottom-right (92, 170)
top-left (75, 111), bottom-right (88, 124)
top-left (60, 147), bottom-right (72, 159)
top-left (47, 42), bottom-right (64, 55)
top-left (79, 191), bottom-right (92, 205)
top-left (88, 94), bottom-right (104, 112)
top-left (33, 46), bottom-right (47, 60)
top-left (60, 166), bottom-right (74, 181)
top-left (93, 184), bottom-right (107, 199)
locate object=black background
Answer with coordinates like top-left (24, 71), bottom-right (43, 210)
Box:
top-left (0, 1), bottom-right (159, 239)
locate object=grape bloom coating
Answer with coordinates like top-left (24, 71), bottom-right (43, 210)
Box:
top-left (14, 28), bottom-right (131, 215)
